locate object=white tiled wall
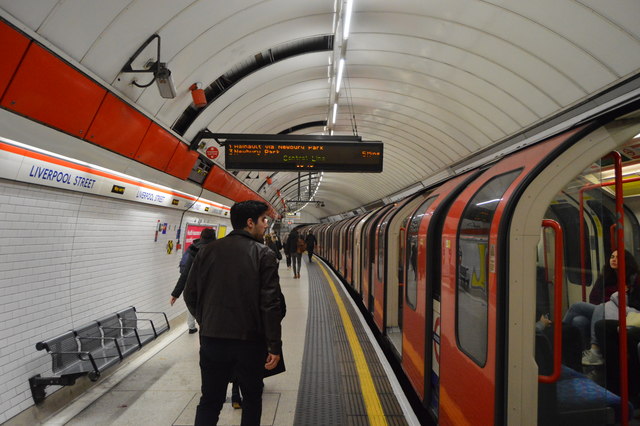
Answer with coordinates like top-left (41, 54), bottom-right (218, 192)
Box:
top-left (0, 178), bottom-right (230, 422)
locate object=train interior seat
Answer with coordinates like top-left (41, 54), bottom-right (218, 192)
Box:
top-left (536, 331), bottom-right (632, 424)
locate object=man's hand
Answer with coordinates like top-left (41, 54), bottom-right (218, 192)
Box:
top-left (264, 353), bottom-right (281, 370)
top-left (170, 296), bottom-right (177, 306)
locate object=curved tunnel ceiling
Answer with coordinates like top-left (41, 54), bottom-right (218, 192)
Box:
top-left (1, 0), bottom-right (639, 220)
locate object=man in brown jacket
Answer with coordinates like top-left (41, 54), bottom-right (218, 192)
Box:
top-left (184, 200), bottom-right (282, 425)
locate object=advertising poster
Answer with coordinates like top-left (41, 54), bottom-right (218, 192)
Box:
top-left (184, 224), bottom-right (217, 251)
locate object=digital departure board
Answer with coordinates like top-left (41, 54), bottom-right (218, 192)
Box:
top-left (224, 141), bottom-right (383, 172)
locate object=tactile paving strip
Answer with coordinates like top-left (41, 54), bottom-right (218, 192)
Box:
top-left (294, 260), bottom-right (408, 425)
top-left (294, 261), bottom-right (346, 425)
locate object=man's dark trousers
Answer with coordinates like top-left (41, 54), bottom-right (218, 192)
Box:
top-left (195, 336), bottom-right (266, 426)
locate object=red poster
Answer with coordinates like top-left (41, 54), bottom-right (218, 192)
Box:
top-left (184, 224), bottom-right (216, 251)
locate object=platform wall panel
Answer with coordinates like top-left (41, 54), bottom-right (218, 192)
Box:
top-left (0, 178), bottom-right (230, 423)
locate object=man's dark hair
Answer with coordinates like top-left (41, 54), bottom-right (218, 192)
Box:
top-left (230, 200), bottom-right (269, 230)
top-left (200, 228), bottom-right (216, 242)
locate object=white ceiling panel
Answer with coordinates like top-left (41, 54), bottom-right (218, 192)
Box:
top-left (37, 0), bottom-right (131, 61)
top-left (347, 33), bottom-right (560, 117)
top-left (0, 0), bottom-right (60, 30)
top-left (1, 0), bottom-right (638, 218)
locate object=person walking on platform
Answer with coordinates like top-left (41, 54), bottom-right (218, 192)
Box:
top-left (305, 232), bottom-right (317, 263)
top-left (283, 232), bottom-right (292, 270)
top-left (184, 200), bottom-right (282, 426)
top-left (170, 228), bottom-right (216, 334)
top-left (286, 230), bottom-right (299, 277)
top-left (295, 236), bottom-right (306, 277)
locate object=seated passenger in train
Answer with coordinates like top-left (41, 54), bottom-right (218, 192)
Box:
top-left (562, 250), bottom-right (638, 353)
top-left (581, 285), bottom-right (640, 365)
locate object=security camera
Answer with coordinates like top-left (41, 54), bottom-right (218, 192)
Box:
top-left (156, 63), bottom-right (177, 99)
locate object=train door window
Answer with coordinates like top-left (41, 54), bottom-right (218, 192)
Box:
top-left (398, 216), bottom-right (409, 285)
top-left (397, 216), bottom-right (409, 331)
top-left (378, 215), bottom-right (392, 282)
top-left (406, 196), bottom-right (438, 310)
top-left (457, 170), bottom-right (520, 365)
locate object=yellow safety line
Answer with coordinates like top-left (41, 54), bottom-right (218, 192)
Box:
top-left (317, 262), bottom-right (389, 426)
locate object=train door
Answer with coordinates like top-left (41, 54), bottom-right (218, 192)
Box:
top-left (401, 172), bottom-right (477, 420)
top-left (373, 205), bottom-right (399, 331)
top-left (353, 211), bottom-right (375, 294)
top-left (539, 134), bottom-right (640, 424)
top-left (403, 196), bottom-right (438, 403)
top-left (332, 222), bottom-right (342, 267)
top-left (362, 206), bottom-right (393, 311)
top-left (340, 218), bottom-right (357, 277)
top-left (438, 130), bottom-right (572, 425)
top-left (345, 216), bottom-right (360, 286)
top-left (383, 195), bottom-right (430, 356)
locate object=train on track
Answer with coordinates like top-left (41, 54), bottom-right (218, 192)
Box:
top-left (300, 94), bottom-right (640, 425)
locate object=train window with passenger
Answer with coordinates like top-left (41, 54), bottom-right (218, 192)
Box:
top-left (457, 170), bottom-right (520, 365)
top-left (406, 196), bottom-right (438, 310)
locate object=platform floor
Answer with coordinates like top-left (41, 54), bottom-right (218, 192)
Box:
top-left (34, 256), bottom-right (417, 426)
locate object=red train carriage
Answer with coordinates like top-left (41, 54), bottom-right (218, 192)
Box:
top-left (305, 99), bottom-right (640, 425)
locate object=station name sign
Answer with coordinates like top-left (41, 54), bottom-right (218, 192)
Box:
top-left (225, 140), bottom-right (383, 172)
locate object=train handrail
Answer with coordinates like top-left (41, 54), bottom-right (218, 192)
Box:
top-left (609, 151), bottom-right (629, 425)
top-left (539, 219), bottom-right (564, 384)
top-left (573, 152), bottom-right (630, 423)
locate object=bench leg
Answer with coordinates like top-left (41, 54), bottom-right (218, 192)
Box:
top-left (29, 373), bottom-right (85, 404)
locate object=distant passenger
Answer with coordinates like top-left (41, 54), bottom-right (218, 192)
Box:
top-left (184, 200), bottom-right (282, 426)
top-left (295, 236), bottom-right (306, 277)
top-left (170, 228), bottom-right (216, 334)
top-left (305, 232), bottom-right (317, 262)
top-left (283, 233), bottom-right (292, 270)
top-left (265, 234), bottom-right (282, 261)
top-left (286, 230), bottom-right (301, 278)
top-left (273, 233), bottom-right (284, 258)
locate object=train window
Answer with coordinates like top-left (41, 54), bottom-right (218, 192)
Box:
top-left (406, 196), bottom-right (437, 310)
top-left (547, 202), bottom-right (593, 285)
top-left (398, 216), bottom-right (410, 284)
top-left (456, 169), bottom-right (520, 366)
top-left (378, 214), bottom-right (393, 282)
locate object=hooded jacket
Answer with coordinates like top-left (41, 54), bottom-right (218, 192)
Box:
top-left (183, 229), bottom-right (282, 354)
top-left (603, 291), bottom-right (640, 320)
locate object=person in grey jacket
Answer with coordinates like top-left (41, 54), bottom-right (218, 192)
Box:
top-left (170, 228), bottom-right (216, 333)
top-left (184, 200), bottom-right (282, 426)
top-left (582, 288), bottom-right (640, 365)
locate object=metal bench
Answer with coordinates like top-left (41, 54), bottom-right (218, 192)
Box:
top-left (96, 313), bottom-right (148, 353)
top-left (116, 306), bottom-right (170, 340)
top-left (29, 307), bottom-right (169, 404)
top-left (29, 326), bottom-right (122, 404)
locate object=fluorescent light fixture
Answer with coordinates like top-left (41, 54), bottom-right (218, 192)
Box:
top-left (332, 103), bottom-right (338, 124)
top-left (343, 0), bottom-right (354, 40)
top-left (336, 58), bottom-right (345, 93)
